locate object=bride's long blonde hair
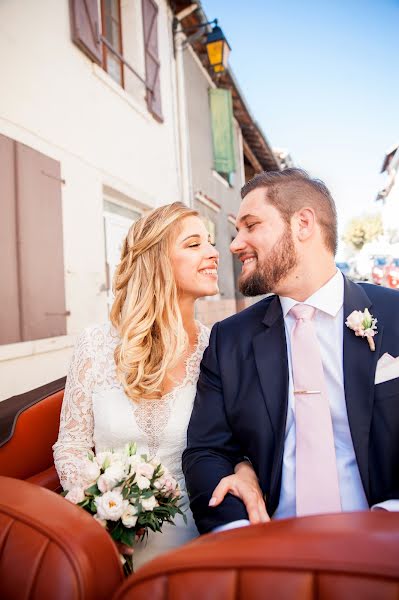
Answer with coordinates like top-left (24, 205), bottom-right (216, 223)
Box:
top-left (110, 202), bottom-right (199, 402)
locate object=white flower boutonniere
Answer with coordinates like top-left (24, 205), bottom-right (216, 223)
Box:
top-left (345, 308), bottom-right (377, 351)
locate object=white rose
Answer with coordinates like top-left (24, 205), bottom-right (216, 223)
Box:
top-left (97, 462), bottom-right (128, 493)
top-left (345, 310), bottom-right (364, 331)
top-left (65, 487), bottom-right (85, 504)
top-left (136, 462), bottom-right (155, 479)
top-left (81, 460), bottom-right (101, 486)
top-left (128, 456), bottom-right (143, 472)
top-left (135, 475), bottom-right (151, 490)
top-left (121, 504), bottom-right (138, 528)
top-left (95, 490), bottom-right (128, 521)
top-left (141, 494), bottom-right (158, 511)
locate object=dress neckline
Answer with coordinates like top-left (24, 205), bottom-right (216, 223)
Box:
top-left (158, 320), bottom-right (206, 403)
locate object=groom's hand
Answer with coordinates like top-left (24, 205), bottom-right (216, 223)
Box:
top-left (209, 461), bottom-right (270, 524)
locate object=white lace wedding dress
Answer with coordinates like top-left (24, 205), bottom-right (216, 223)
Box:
top-left (53, 321), bottom-right (209, 570)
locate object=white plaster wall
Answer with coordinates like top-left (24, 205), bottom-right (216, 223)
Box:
top-left (0, 0), bottom-right (182, 399)
top-left (382, 178), bottom-right (399, 235)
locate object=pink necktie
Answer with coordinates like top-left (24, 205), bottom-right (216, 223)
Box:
top-left (290, 304), bottom-right (341, 516)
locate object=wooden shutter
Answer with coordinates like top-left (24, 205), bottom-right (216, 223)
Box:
top-left (16, 143), bottom-right (67, 341)
top-left (69, 0), bottom-right (102, 64)
top-left (0, 135), bottom-right (21, 344)
top-left (142, 0), bottom-right (163, 121)
top-left (209, 88), bottom-right (236, 174)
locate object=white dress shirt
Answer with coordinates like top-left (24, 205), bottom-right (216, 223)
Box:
top-left (213, 270), bottom-right (397, 533)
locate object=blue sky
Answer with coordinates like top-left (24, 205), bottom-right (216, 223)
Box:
top-left (201, 0), bottom-right (399, 255)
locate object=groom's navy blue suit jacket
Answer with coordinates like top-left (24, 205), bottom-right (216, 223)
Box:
top-left (183, 278), bottom-right (399, 534)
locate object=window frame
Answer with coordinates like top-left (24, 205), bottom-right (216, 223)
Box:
top-left (100, 0), bottom-right (124, 88)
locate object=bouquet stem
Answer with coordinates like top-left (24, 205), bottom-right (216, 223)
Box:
top-left (123, 554), bottom-right (134, 577)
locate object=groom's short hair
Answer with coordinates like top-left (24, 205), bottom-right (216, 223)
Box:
top-left (241, 168), bottom-right (338, 255)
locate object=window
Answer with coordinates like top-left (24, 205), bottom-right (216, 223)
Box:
top-left (101, 0), bottom-right (124, 87)
top-left (69, 0), bottom-right (163, 120)
top-left (217, 171), bottom-right (234, 187)
top-left (0, 134), bottom-right (67, 345)
top-left (103, 200), bottom-right (142, 308)
top-left (201, 216), bottom-right (216, 246)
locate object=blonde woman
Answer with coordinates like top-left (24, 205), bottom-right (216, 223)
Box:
top-left (53, 203), bottom-right (265, 570)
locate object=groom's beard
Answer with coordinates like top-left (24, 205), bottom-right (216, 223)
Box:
top-left (239, 225), bottom-right (298, 296)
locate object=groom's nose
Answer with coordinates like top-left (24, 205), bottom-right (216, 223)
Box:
top-left (230, 232), bottom-right (245, 254)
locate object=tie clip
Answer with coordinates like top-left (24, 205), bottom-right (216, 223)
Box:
top-left (294, 390), bottom-right (321, 395)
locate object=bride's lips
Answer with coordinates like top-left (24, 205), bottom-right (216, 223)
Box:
top-left (198, 266), bottom-right (218, 278)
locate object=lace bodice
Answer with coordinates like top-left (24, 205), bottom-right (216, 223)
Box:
top-left (53, 321), bottom-right (210, 492)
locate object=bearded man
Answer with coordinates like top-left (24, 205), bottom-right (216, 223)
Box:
top-left (183, 168), bottom-right (399, 533)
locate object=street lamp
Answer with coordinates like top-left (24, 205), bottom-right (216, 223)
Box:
top-left (174, 17), bottom-right (231, 74)
top-left (205, 21), bottom-right (231, 73)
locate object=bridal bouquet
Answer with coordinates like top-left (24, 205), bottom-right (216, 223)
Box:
top-left (63, 443), bottom-right (186, 575)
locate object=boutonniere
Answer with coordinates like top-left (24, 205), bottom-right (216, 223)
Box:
top-left (345, 308), bottom-right (377, 351)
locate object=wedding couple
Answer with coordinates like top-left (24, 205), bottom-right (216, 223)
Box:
top-left (54, 168), bottom-right (399, 570)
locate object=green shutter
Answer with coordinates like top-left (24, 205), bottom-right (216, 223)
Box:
top-left (209, 88), bottom-right (236, 174)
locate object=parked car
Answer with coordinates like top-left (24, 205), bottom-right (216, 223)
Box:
top-left (335, 261), bottom-right (351, 277)
top-left (371, 257), bottom-right (388, 285)
top-left (384, 257), bottom-right (399, 290)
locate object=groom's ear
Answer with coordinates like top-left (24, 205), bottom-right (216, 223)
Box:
top-left (293, 207), bottom-right (316, 243)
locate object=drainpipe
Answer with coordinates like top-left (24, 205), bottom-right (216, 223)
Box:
top-left (173, 5), bottom-right (198, 208)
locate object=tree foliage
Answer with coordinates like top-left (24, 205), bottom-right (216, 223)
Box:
top-left (342, 213), bottom-right (384, 250)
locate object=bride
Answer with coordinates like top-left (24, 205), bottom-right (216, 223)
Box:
top-left (53, 202), bottom-right (265, 570)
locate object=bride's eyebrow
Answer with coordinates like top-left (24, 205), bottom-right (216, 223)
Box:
top-left (181, 234), bottom-right (201, 242)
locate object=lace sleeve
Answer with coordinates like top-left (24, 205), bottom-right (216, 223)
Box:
top-left (53, 328), bottom-right (96, 491)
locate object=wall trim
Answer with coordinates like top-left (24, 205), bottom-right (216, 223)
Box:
top-left (195, 191), bottom-right (221, 213)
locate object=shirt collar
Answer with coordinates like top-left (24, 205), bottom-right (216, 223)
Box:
top-left (279, 269), bottom-right (344, 318)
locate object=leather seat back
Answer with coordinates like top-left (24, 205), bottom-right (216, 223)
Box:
top-left (114, 512), bottom-right (399, 600)
top-left (0, 476), bottom-right (123, 600)
top-left (0, 379), bottom-right (65, 490)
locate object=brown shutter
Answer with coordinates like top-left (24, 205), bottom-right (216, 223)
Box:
top-left (16, 143), bottom-right (67, 341)
top-left (142, 0), bottom-right (163, 122)
top-left (0, 135), bottom-right (21, 344)
top-left (69, 0), bottom-right (102, 64)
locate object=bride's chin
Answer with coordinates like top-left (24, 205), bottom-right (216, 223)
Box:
top-left (194, 286), bottom-right (219, 298)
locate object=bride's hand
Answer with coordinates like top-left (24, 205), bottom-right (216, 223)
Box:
top-left (115, 541), bottom-right (134, 556)
top-left (114, 528), bottom-right (145, 556)
top-left (208, 461), bottom-right (270, 524)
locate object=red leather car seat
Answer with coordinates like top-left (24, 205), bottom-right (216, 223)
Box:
top-left (0, 476), bottom-right (124, 600)
top-left (114, 512), bottom-right (399, 600)
top-left (0, 378), bottom-right (65, 491)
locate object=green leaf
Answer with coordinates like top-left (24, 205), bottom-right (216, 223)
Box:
top-left (120, 528), bottom-right (135, 547)
top-left (78, 498), bottom-right (90, 508)
top-left (152, 464), bottom-right (163, 479)
top-left (85, 483), bottom-right (100, 496)
top-left (110, 523), bottom-right (123, 541)
top-left (140, 490), bottom-right (154, 499)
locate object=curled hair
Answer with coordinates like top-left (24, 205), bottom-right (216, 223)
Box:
top-left (110, 202), bottom-right (198, 402)
top-left (241, 168), bottom-right (338, 254)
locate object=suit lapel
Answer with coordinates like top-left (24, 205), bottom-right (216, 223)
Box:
top-left (252, 295), bottom-right (289, 501)
top-left (343, 277), bottom-right (383, 499)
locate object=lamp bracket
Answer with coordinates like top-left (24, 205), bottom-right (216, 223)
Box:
top-left (173, 17), bottom-right (217, 37)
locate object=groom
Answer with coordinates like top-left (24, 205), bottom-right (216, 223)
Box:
top-left (183, 168), bottom-right (399, 534)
